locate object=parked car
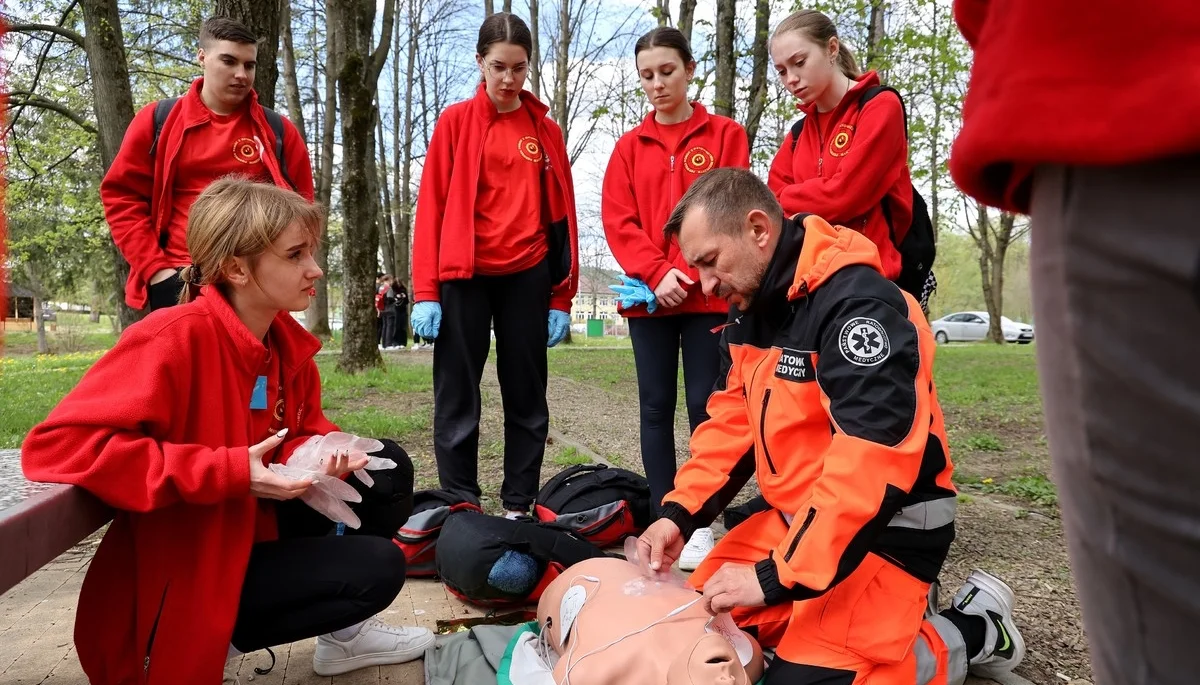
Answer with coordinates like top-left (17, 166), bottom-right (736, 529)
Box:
top-left (929, 311), bottom-right (1034, 344)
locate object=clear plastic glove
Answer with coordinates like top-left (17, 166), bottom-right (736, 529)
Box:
top-left (547, 310), bottom-right (570, 347)
top-left (411, 301), bottom-right (441, 339)
top-left (609, 275), bottom-right (658, 314)
top-left (270, 431), bottom-right (399, 528)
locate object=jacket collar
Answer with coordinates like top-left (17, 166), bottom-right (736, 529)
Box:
top-left (793, 70), bottom-right (882, 118)
top-left (182, 78), bottom-right (260, 123)
top-left (470, 83), bottom-right (551, 123)
top-left (633, 102), bottom-right (712, 145)
top-left (197, 286), bottom-right (323, 376)
top-left (751, 213), bottom-right (886, 314)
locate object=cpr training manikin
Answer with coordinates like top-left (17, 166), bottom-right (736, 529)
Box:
top-left (507, 541), bottom-right (765, 685)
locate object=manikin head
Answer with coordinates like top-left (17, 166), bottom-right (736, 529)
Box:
top-left (666, 633), bottom-right (755, 685)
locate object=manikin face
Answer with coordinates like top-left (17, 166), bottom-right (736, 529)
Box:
top-left (666, 633), bottom-right (751, 685)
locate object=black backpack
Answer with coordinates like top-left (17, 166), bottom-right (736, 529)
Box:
top-left (435, 511), bottom-right (607, 608)
top-left (393, 489), bottom-right (484, 577)
top-left (788, 86), bottom-right (937, 309)
top-left (533, 464), bottom-right (653, 548)
top-left (149, 97), bottom-right (295, 191)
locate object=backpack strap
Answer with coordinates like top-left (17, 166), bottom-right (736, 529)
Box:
top-left (787, 117), bottom-right (805, 153)
top-left (538, 463), bottom-right (607, 499)
top-left (858, 85), bottom-right (910, 140)
top-left (260, 106), bottom-right (297, 191)
top-left (149, 97), bottom-right (181, 155)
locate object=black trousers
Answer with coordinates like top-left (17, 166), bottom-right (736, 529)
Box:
top-left (381, 311), bottom-right (399, 348)
top-left (628, 313), bottom-right (727, 515)
top-left (433, 260), bottom-right (550, 511)
top-left (230, 440), bottom-right (414, 652)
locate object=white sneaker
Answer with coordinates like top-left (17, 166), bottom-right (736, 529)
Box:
top-left (312, 617), bottom-right (435, 676)
top-left (678, 527), bottom-right (715, 571)
top-left (410, 343), bottom-right (420, 350)
top-left (952, 570), bottom-right (1026, 678)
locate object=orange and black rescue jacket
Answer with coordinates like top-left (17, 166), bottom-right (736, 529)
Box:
top-left (661, 214), bottom-right (956, 604)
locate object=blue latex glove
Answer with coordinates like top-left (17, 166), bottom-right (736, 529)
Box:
top-left (547, 310), bottom-right (570, 347)
top-left (411, 301), bottom-right (442, 340)
top-left (608, 275), bottom-right (658, 314)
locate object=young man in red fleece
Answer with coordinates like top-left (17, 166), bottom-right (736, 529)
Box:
top-left (102, 16), bottom-right (315, 312)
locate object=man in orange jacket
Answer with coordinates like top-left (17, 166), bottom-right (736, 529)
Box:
top-left (636, 169), bottom-right (1025, 684)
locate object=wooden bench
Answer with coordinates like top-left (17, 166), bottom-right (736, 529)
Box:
top-left (0, 478), bottom-right (113, 595)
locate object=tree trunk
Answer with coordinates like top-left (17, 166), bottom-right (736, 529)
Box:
top-left (927, 0), bottom-right (941, 241)
top-left (554, 0), bottom-right (571, 134)
top-left (655, 0), bottom-right (669, 26)
top-left (377, 112), bottom-right (397, 277)
top-left (80, 0), bottom-right (141, 332)
top-left (395, 0), bottom-right (415, 291)
top-left (331, 0), bottom-right (396, 372)
top-left (24, 263), bottom-right (50, 354)
top-left (713, 0), bottom-right (735, 117)
top-left (677, 0), bottom-right (697, 43)
top-left (530, 0), bottom-right (541, 97)
top-left (866, 0), bottom-right (887, 71)
top-left (279, 0), bottom-right (307, 140)
top-left (743, 0), bottom-right (770, 149)
top-left (306, 4), bottom-right (338, 339)
top-left (89, 282), bottom-right (102, 323)
top-left (216, 0), bottom-right (282, 108)
top-left (484, 0), bottom-right (493, 16)
top-left (502, 0), bottom-right (511, 12)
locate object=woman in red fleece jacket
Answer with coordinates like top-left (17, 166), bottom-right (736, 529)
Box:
top-left (410, 12), bottom-right (579, 518)
top-left (21, 179), bottom-right (432, 684)
top-left (601, 26), bottom-right (749, 568)
top-left (952, 3), bottom-right (1200, 684)
top-left (766, 10), bottom-right (912, 283)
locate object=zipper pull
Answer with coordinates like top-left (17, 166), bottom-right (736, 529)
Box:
top-left (670, 155), bottom-right (675, 172)
top-left (818, 157), bottom-right (824, 177)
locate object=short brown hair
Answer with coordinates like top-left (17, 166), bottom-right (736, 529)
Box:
top-left (663, 168), bottom-right (782, 240)
top-left (200, 17), bottom-right (260, 48)
top-left (178, 178), bottom-right (323, 305)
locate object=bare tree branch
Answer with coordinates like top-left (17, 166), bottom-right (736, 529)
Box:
top-left (6, 93), bottom-right (98, 135)
top-left (6, 22), bottom-right (86, 47)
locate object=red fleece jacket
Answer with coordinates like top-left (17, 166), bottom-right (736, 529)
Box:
top-left (950, 0), bottom-right (1200, 213)
top-left (412, 85), bottom-right (579, 312)
top-left (21, 288), bottom-right (336, 684)
top-left (602, 103), bottom-right (748, 317)
top-left (767, 71), bottom-right (911, 281)
top-left (101, 79), bottom-right (315, 309)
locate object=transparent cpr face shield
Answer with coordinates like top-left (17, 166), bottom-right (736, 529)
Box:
top-left (543, 540), bottom-right (758, 685)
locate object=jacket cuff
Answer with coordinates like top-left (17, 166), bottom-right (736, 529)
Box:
top-left (755, 554), bottom-right (820, 605)
top-left (549, 293), bottom-right (573, 313)
top-left (660, 501), bottom-right (697, 541)
top-left (647, 261), bottom-right (675, 291)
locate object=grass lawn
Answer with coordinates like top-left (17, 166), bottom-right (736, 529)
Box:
top-left (1, 337), bottom-right (1052, 508)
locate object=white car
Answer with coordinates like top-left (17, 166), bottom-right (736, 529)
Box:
top-left (930, 311), bottom-right (1034, 344)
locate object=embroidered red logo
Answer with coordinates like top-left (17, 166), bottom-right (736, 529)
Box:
top-left (518, 136), bottom-right (543, 163)
top-left (233, 137), bottom-right (262, 164)
top-left (828, 124), bottom-right (854, 157)
top-left (683, 146), bottom-right (716, 174)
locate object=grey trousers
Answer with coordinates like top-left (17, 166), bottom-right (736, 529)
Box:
top-left (1031, 156), bottom-right (1200, 685)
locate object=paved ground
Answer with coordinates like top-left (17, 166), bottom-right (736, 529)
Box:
top-left (1, 537), bottom-right (1033, 685)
